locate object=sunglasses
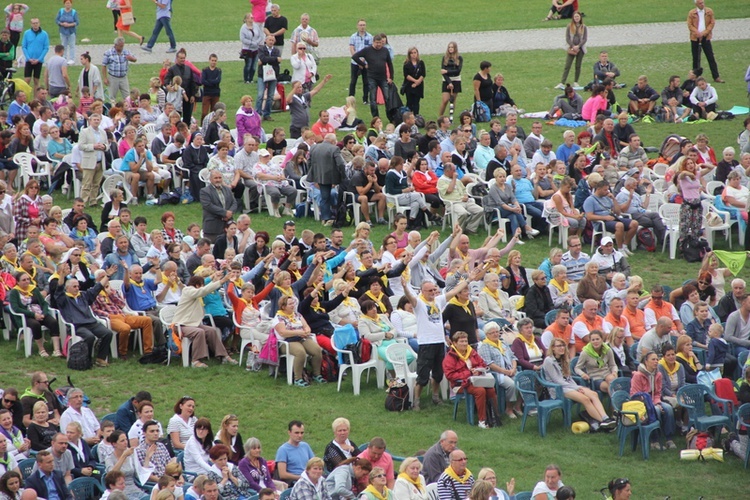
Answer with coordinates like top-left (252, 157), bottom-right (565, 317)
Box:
top-left (372, 474), bottom-right (386, 479)
top-left (2, 398), bottom-right (16, 403)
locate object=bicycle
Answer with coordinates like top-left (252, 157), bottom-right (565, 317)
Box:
top-left (0, 67), bottom-right (18, 110)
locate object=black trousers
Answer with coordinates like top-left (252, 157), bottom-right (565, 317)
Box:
top-left (349, 64), bottom-right (369, 102)
top-left (76, 322), bottom-right (113, 359)
top-left (691, 38), bottom-right (720, 80)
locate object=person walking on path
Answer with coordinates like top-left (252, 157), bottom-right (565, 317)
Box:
top-left (115, 0), bottom-right (144, 46)
top-left (102, 37), bottom-right (137, 103)
top-left (557, 11), bottom-right (587, 89)
top-left (54, 0), bottom-right (78, 64)
top-left (142, 0), bottom-right (176, 54)
top-left (687, 0), bottom-right (724, 83)
top-left (352, 34), bottom-right (393, 119)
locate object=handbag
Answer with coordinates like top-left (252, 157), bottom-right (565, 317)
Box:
top-left (469, 374), bottom-right (495, 388)
top-left (567, 47), bottom-right (579, 56)
top-left (120, 11), bottom-right (134, 26)
top-left (697, 368), bottom-right (721, 389)
top-left (262, 64), bottom-right (276, 82)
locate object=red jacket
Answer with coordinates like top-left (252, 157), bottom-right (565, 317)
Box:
top-left (412, 169), bottom-right (438, 195)
top-left (630, 369), bottom-right (663, 405)
top-left (442, 347), bottom-right (488, 388)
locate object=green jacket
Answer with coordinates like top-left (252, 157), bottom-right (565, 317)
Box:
top-left (9, 287), bottom-right (51, 321)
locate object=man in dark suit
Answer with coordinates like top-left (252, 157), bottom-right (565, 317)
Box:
top-left (307, 133), bottom-right (346, 226)
top-left (25, 450), bottom-right (73, 500)
top-left (200, 169), bottom-right (238, 242)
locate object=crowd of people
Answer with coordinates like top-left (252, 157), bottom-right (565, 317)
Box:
top-left (0, 381), bottom-right (643, 500)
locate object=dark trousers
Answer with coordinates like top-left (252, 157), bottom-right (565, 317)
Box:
top-left (77, 322), bottom-right (113, 360)
top-left (405, 93), bottom-right (421, 116)
top-left (367, 76), bottom-right (388, 118)
top-left (182, 100), bottom-right (194, 126)
top-left (28, 315), bottom-right (60, 340)
top-left (691, 38), bottom-right (720, 80)
top-left (189, 167), bottom-right (203, 203)
top-left (146, 16), bottom-right (176, 49)
top-left (349, 64), bottom-right (369, 102)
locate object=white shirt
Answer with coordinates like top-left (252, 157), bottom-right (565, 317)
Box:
top-left (415, 294), bottom-right (447, 345)
top-left (697, 8), bottom-right (706, 33)
top-left (127, 420), bottom-right (164, 444)
top-left (59, 406), bottom-right (101, 440)
top-left (167, 414), bottom-right (197, 447)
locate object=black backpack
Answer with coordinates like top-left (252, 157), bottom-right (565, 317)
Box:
top-left (320, 351), bottom-right (339, 382)
top-left (385, 382), bottom-right (411, 411)
top-left (67, 340), bottom-right (92, 371)
top-left (682, 236), bottom-right (710, 263)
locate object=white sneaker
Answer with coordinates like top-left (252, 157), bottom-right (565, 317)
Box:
top-left (554, 83), bottom-right (565, 90)
top-left (528, 228), bottom-right (540, 237)
top-left (516, 239), bottom-right (525, 245)
top-left (477, 420), bottom-right (489, 429)
top-left (573, 82), bottom-right (580, 88)
top-left (620, 246), bottom-right (632, 256)
top-left (67, 59), bottom-right (74, 66)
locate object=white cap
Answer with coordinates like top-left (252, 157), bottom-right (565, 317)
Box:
top-left (601, 236), bottom-right (614, 246)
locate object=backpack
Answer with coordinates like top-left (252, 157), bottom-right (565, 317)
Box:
top-left (66, 339), bottom-right (92, 371)
top-left (320, 350), bottom-right (339, 382)
top-left (630, 391), bottom-right (658, 425)
top-left (385, 381), bottom-right (411, 411)
top-left (139, 345), bottom-right (168, 365)
top-left (686, 430), bottom-right (714, 450)
top-left (470, 182), bottom-right (489, 199)
top-left (414, 115), bottom-right (425, 129)
top-left (636, 227), bottom-right (656, 252)
top-left (681, 236), bottom-right (710, 263)
top-left (343, 338), bottom-right (371, 364)
top-left (472, 101), bottom-right (491, 123)
top-left (167, 325), bottom-right (182, 356)
top-left (158, 189), bottom-right (181, 205)
top-left (620, 400), bottom-right (647, 426)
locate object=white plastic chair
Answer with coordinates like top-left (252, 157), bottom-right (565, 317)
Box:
top-left (385, 343), bottom-right (418, 404)
top-left (651, 163), bottom-right (668, 179)
top-left (507, 295), bottom-right (527, 319)
top-left (233, 314), bottom-right (262, 368)
top-left (7, 302), bottom-right (34, 357)
top-left (333, 328), bottom-right (383, 395)
top-left (705, 181), bottom-right (725, 198)
top-left (652, 179), bottom-right (667, 193)
top-left (275, 336), bottom-right (298, 386)
top-left (543, 203), bottom-right (568, 249)
top-left (438, 193), bottom-right (459, 231)
top-left (343, 191), bottom-right (376, 226)
top-left (13, 152), bottom-right (52, 188)
top-left (173, 157), bottom-right (190, 193)
top-left (484, 207), bottom-right (509, 241)
top-left (659, 203), bottom-right (681, 260)
top-left (701, 199), bottom-right (732, 249)
top-left (198, 168), bottom-right (211, 186)
top-left (100, 174), bottom-right (128, 205)
top-left (159, 305), bottom-right (191, 367)
top-left (590, 220), bottom-right (614, 254)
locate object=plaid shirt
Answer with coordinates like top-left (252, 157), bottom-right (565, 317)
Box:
top-left (349, 31), bottom-right (372, 64)
top-left (136, 440), bottom-right (171, 477)
top-left (92, 288), bottom-right (126, 317)
top-left (102, 47), bottom-right (132, 78)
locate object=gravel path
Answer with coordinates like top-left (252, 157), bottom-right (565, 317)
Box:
top-left (66, 18), bottom-right (750, 65)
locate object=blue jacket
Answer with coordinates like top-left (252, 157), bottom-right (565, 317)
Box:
top-left (21, 28), bottom-right (49, 61)
top-left (25, 469), bottom-right (72, 500)
top-left (54, 282), bottom-right (103, 326)
top-left (574, 178), bottom-right (591, 210)
top-left (114, 397), bottom-right (137, 431)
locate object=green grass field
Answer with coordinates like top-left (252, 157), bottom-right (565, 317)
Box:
top-left (4, 5), bottom-right (750, 499)
top-left (20, 0), bottom-right (750, 44)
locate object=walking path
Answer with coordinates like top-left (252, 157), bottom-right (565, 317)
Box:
top-left (72, 18), bottom-right (750, 64)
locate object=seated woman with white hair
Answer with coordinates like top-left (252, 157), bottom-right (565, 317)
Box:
top-left (477, 322), bottom-right (522, 418)
top-left (329, 279), bottom-right (362, 328)
top-left (323, 418), bottom-right (359, 472)
top-left (390, 296), bottom-right (418, 353)
top-left (601, 272), bottom-right (628, 313)
top-left (392, 457), bottom-right (427, 500)
top-left (477, 273), bottom-right (512, 324)
top-left (548, 265), bottom-right (577, 309)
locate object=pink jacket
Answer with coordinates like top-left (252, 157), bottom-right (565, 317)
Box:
top-left (235, 106), bottom-right (262, 142)
top-left (630, 368), bottom-right (663, 405)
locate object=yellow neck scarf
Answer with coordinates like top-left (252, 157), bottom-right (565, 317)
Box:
top-left (659, 358), bottom-right (681, 376)
top-left (518, 333), bottom-right (541, 357)
top-left (290, 269), bottom-right (301, 281)
top-left (448, 297), bottom-right (471, 315)
top-left (66, 292), bottom-right (81, 300)
top-left (343, 296), bottom-right (358, 309)
top-left (365, 291), bottom-right (386, 313)
top-left (676, 352), bottom-right (697, 372)
top-left (419, 294), bottom-right (439, 315)
top-left (443, 466), bottom-right (473, 484)
top-left (13, 284), bottom-right (35, 297)
top-left (130, 279), bottom-right (145, 289)
top-left (312, 302), bottom-right (326, 314)
top-left (278, 286), bottom-right (294, 297)
top-left (363, 485), bottom-right (390, 500)
top-left (550, 278), bottom-right (569, 294)
top-left (1, 255), bottom-right (17, 267)
top-left (482, 336), bottom-right (505, 355)
top-left (276, 309), bottom-right (298, 322)
top-left (98, 290), bottom-right (111, 303)
top-left (162, 274), bottom-right (177, 292)
top-left (482, 286), bottom-right (502, 305)
top-left (397, 473), bottom-right (424, 493)
top-left (232, 278), bottom-right (244, 288)
top-left (451, 344), bottom-right (472, 362)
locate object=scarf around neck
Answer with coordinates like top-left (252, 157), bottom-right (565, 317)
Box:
top-left (582, 342), bottom-right (610, 368)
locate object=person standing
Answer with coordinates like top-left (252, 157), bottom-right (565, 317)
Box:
top-left (0, 29), bottom-right (15, 78)
top-left (78, 113), bottom-right (107, 207)
top-left (102, 37), bottom-right (137, 104)
top-left (165, 48), bottom-right (198, 125)
top-left (289, 13), bottom-right (318, 62)
top-left (256, 35), bottom-right (280, 122)
top-left (352, 34), bottom-right (393, 119)
top-left (349, 19), bottom-right (372, 106)
top-left (44, 44), bottom-right (69, 98)
top-left (54, 0), bottom-right (78, 65)
top-left (402, 47), bottom-right (425, 116)
top-left (200, 169), bottom-right (237, 243)
top-left (558, 11), bottom-right (587, 89)
top-left (201, 54), bottom-right (222, 122)
top-left (115, 0), bottom-right (144, 45)
top-left (263, 4), bottom-right (287, 49)
top-left (286, 74), bottom-right (332, 139)
top-left (307, 133), bottom-right (346, 226)
top-left (4, 2), bottom-right (28, 49)
top-left (141, 0), bottom-right (176, 54)
top-left (240, 12), bottom-right (262, 84)
top-left (21, 17), bottom-right (48, 89)
top-left (687, 0), bottom-right (723, 83)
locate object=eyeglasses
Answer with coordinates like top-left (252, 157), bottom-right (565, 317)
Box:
top-left (2, 398), bottom-right (16, 403)
top-left (0, 190), bottom-right (5, 194)
top-left (298, 47), bottom-right (306, 50)
top-left (569, 243), bottom-right (581, 247)
top-left (373, 474), bottom-right (386, 479)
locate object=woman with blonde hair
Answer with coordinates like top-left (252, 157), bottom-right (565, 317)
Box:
top-left (402, 47), bottom-right (425, 115)
top-left (323, 418), bottom-right (358, 471)
top-left (359, 467), bottom-right (392, 500)
top-left (214, 415), bottom-right (244, 464)
top-left (272, 295), bottom-right (325, 387)
top-left (438, 42), bottom-right (462, 116)
top-left (476, 468), bottom-right (514, 500)
top-left (392, 458), bottom-right (426, 500)
top-left (468, 480), bottom-right (495, 500)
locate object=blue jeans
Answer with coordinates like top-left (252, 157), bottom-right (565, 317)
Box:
top-left (367, 76), bottom-right (388, 118)
top-left (60, 33), bottom-right (75, 61)
top-left (256, 76), bottom-right (276, 118)
top-left (318, 184), bottom-right (334, 221)
top-left (499, 207), bottom-right (527, 235)
top-left (146, 16), bottom-right (176, 49)
top-left (656, 401), bottom-right (676, 439)
top-left (243, 53), bottom-right (258, 83)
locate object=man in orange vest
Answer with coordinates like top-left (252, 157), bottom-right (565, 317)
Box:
top-left (602, 297), bottom-right (633, 347)
top-left (542, 308), bottom-right (575, 359)
top-left (571, 299), bottom-right (603, 353)
top-left (622, 290), bottom-right (646, 340)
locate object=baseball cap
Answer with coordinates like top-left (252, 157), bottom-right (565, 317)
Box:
top-left (601, 237), bottom-right (614, 246)
top-left (258, 148), bottom-right (271, 157)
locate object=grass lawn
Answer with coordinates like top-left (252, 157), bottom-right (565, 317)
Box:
top-left (5, 7), bottom-right (750, 499)
top-left (21, 0), bottom-right (750, 44)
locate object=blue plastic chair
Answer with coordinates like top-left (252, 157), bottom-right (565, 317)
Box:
top-left (738, 403), bottom-right (750, 469)
top-left (544, 309), bottom-right (558, 326)
top-left (572, 303), bottom-right (583, 317)
top-left (514, 492), bottom-right (532, 500)
top-left (18, 458), bottom-right (36, 479)
top-left (630, 341), bottom-right (640, 364)
top-left (451, 391), bottom-right (475, 425)
top-left (515, 371), bottom-right (565, 437)
top-left (279, 488), bottom-right (293, 500)
top-left (610, 390), bottom-right (664, 460)
top-left (677, 384), bottom-right (734, 441)
top-left (693, 347), bottom-right (706, 366)
top-left (739, 350), bottom-right (748, 368)
top-left (69, 477), bottom-right (105, 500)
top-left (100, 412), bottom-right (117, 425)
top-left (608, 377), bottom-right (631, 398)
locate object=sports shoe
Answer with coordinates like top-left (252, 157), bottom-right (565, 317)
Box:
top-left (600, 418), bottom-right (617, 430)
top-left (554, 83), bottom-right (565, 90)
top-left (477, 420), bottom-right (489, 429)
top-left (528, 228), bottom-right (540, 236)
top-left (166, 47), bottom-right (177, 53)
top-left (412, 400), bottom-right (420, 411)
top-left (516, 239), bottom-right (525, 245)
top-left (651, 442), bottom-right (662, 450)
top-left (376, 218), bottom-right (387, 225)
top-left (141, 46), bottom-right (152, 53)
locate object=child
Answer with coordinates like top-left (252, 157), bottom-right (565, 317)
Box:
top-left (341, 96), bottom-right (362, 129)
top-left (384, 122), bottom-right (397, 153)
top-left (706, 323), bottom-right (729, 373)
top-left (150, 474), bottom-right (177, 500)
top-left (4, 3), bottom-right (28, 48)
top-left (166, 76), bottom-right (187, 115)
top-left (53, 89), bottom-right (71, 113)
top-left (97, 420), bottom-right (116, 464)
top-left (551, 159), bottom-right (566, 187)
top-left (124, 87), bottom-right (140, 111)
top-left (78, 86), bottom-right (94, 116)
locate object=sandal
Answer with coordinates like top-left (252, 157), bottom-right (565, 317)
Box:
top-left (39, 349), bottom-right (49, 358)
top-left (191, 361), bottom-right (208, 368)
top-left (52, 350), bottom-right (63, 358)
top-left (294, 378), bottom-right (310, 387)
top-left (313, 375), bottom-right (327, 384)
